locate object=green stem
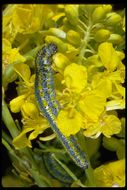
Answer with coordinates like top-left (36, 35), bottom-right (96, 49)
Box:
top-left (77, 132), bottom-right (96, 187)
top-left (2, 130), bottom-right (12, 144)
top-left (2, 138), bottom-right (12, 152)
top-left (34, 147), bottom-right (66, 154)
top-left (17, 39), bottom-right (29, 51)
top-left (2, 98), bottom-right (52, 187)
top-left (78, 18), bottom-right (93, 64)
top-left (2, 99), bottom-right (20, 138)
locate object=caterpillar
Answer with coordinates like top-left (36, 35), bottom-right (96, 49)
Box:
top-left (43, 153), bottom-right (73, 184)
top-left (34, 43), bottom-right (88, 169)
top-left (43, 152), bottom-right (84, 185)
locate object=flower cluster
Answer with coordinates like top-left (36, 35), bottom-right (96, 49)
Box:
top-left (3, 4), bottom-right (125, 146)
top-left (2, 4), bottom-right (125, 187)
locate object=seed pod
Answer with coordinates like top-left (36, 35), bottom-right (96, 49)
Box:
top-left (66, 30), bottom-right (81, 46)
top-left (94, 29), bottom-right (110, 42)
top-left (105, 12), bottom-right (122, 26)
top-left (65, 5), bottom-right (79, 26)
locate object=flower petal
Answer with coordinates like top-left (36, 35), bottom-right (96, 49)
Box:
top-left (10, 94), bottom-right (26, 113)
top-left (56, 108), bottom-right (83, 136)
top-left (64, 63), bottom-right (87, 93)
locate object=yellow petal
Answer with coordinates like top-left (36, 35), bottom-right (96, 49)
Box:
top-left (14, 63), bottom-right (31, 83)
top-left (9, 49), bottom-right (26, 63)
top-left (79, 92), bottom-right (106, 122)
top-left (102, 115), bottom-right (121, 137)
top-left (56, 108), bottom-right (83, 136)
top-left (94, 159), bottom-right (125, 187)
top-left (106, 99), bottom-right (125, 111)
top-left (2, 38), bottom-right (11, 52)
top-left (98, 42), bottom-right (120, 72)
top-left (39, 133), bottom-right (56, 141)
top-left (64, 63), bottom-right (87, 93)
top-left (21, 102), bottom-right (39, 119)
top-left (10, 94), bottom-right (26, 113)
top-left (12, 127), bottom-right (33, 149)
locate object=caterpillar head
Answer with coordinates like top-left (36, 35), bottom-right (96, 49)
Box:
top-left (43, 43), bottom-right (57, 57)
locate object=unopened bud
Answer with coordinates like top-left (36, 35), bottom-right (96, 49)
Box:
top-left (94, 29), bottom-right (110, 42)
top-left (103, 5), bottom-right (112, 13)
top-left (108, 34), bottom-right (123, 44)
top-left (92, 6), bottom-right (106, 22)
top-left (66, 30), bottom-right (81, 46)
top-left (103, 136), bottom-right (119, 151)
top-left (106, 12), bottom-right (122, 25)
top-left (116, 51), bottom-right (125, 60)
top-left (53, 53), bottom-right (70, 70)
top-left (65, 5), bottom-right (79, 26)
top-left (48, 28), bottom-right (66, 39)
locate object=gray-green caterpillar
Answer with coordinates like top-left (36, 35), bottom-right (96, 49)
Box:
top-left (34, 43), bottom-right (88, 169)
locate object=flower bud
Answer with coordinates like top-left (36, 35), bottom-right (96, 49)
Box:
top-left (108, 34), bottom-right (123, 44)
top-left (116, 51), bottom-right (125, 60)
top-left (103, 5), bottom-right (112, 13)
top-left (79, 5), bottom-right (99, 15)
top-left (65, 5), bottom-right (79, 25)
top-left (53, 53), bottom-right (70, 70)
top-left (94, 29), bottom-right (110, 42)
top-left (103, 136), bottom-right (119, 151)
top-left (66, 30), bottom-right (81, 46)
top-left (105, 12), bottom-right (122, 25)
top-left (48, 28), bottom-right (66, 39)
top-left (45, 35), bottom-right (67, 52)
top-left (92, 6), bottom-right (106, 22)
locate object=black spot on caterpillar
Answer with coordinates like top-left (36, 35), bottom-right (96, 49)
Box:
top-left (35, 43), bottom-right (88, 169)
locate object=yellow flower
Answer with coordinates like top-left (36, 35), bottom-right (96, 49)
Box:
top-left (3, 4), bottom-right (52, 41)
top-left (2, 38), bottom-right (26, 67)
top-left (83, 114), bottom-right (121, 138)
top-left (94, 159), bottom-right (125, 187)
top-left (56, 108), bottom-right (83, 136)
top-left (92, 65), bottom-right (125, 102)
top-left (98, 42), bottom-right (120, 72)
top-left (64, 63), bottom-right (87, 93)
top-left (9, 63), bottom-right (34, 113)
top-left (92, 74), bottom-right (112, 98)
top-left (78, 90), bottom-right (106, 122)
top-left (101, 114), bottom-right (121, 138)
top-left (12, 5), bottom-right (47, 34)
top-left (13, 102), bottom-right (50, 149)
top-left (10, 94), bottom-right (27, 113)
top-left (9, 62), bottom-right (56, 149)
